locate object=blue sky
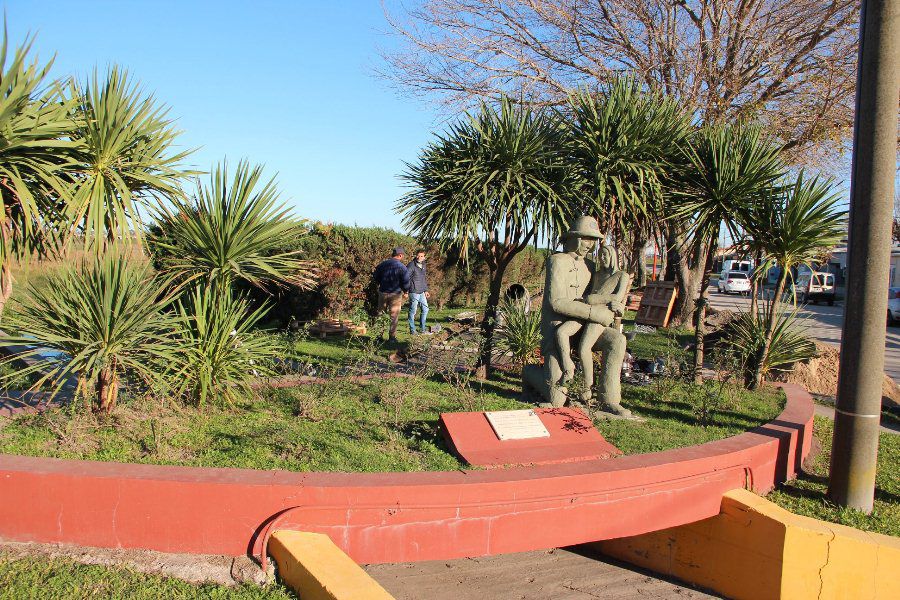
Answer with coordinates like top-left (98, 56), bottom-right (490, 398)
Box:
top-left (4, 0), bottom-right (440, 231)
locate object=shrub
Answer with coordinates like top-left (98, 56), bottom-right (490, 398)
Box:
top-left (149, 160), bottom-right (315, 292)
top-left (172, 286), bottom-right (283, 407)
top-left (495, 297), bottom-right (542, 368)
top-left (718, 305), bottom-right (817, 387)
top-left (218, 223), bottom-right (549, 324)
top-left (0, 255), bottom-right (179, 413)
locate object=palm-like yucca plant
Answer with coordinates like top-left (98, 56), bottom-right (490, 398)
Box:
top-left (0, 255), bottom-right (180, 413)
top-left (172, 285), bottom-right (281, 407)
top-left (670, 123), bottom-right (785, 382)
top-left (720, 303), bottom-right (817, 386)
top-left (495, 296), bottom-right (541, 368)
top-left (399, 97), bottom-right (576, 377)
top-left (150, 160), bottom-right (315, 291)
top-left (69, 66), bottom-right (194, 252)
top-left (741, 172), bottom-right (846, 388)
top-left (0, 29), bottom-right (79, 317)
top-left (567, 77), bottom-right (691, 231)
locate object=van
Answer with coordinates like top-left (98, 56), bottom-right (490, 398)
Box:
top-left (717, 270), bottom-right (751, 294)
top-left (721, 259), bottom-right (753, 274)
top-left (795, 271), bottom-right (835, 306)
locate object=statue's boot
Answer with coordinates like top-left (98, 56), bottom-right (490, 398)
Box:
top-left (601, 401), bottom-right (633, 418)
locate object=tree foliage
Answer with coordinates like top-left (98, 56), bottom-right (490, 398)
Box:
top-left (399, 97), bottom-right (577, 375)
top-left (69, 67), bottom-right (194, 251)
top-left (150, 160), bottom-right (316, 292)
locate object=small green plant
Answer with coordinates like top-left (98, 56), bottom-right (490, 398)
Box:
top-left (0, 255), bottom-right (179, 413)
top-left (495, 297), bottom-right (541, 369)
top-left (721, 304), bottom-right (817, 387)
top-left (172, 286), bottom-right (282, 407)
top-left (378, 375), bottom-right (420, 429)
top-left (688, 382), bottom-right (725, 427)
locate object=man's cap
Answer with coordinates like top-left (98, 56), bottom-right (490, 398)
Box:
top-left (563, 215), bottom-right (603, 239)
top-left (392, 247), bottom-right (406, 256)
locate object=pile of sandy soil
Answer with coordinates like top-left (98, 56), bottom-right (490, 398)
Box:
top-left (775, 341), bottom-right (900, 405)
top-left (704, 308), bottom-right (736, 330)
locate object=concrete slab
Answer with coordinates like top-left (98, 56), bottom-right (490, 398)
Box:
top-left (365, 546), bottom-right (716, 600)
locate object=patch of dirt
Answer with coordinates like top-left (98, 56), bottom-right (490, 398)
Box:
top-left (0, 540), bottom-right (273, 587)
top-left (365, 546), bottom-right (715, 600)
top-left (775, 341), bottom-right (900, 406)
top-left (703, 308), bottom-right (736, 330)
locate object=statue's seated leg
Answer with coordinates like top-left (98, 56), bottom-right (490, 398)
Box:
top-left (595, 326), bottom-right (631, 417)
top-left (555, 320), bottom-right (582, 383)
top-left (578, 323), bottom-right (605, 403)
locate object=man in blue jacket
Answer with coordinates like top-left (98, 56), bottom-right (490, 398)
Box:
top-left (373, 247), bottom-right (411, 342)
top-left (407, 249), bottom-right (431, 334)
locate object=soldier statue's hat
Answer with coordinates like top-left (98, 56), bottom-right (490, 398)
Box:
top-left (563, 215), bottom-right (603, 239)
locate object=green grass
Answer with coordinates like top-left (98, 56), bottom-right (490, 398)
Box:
top-left (0, 554), bottom-right (294, 600)
top-left (767, 417), bottom-right (899, 537)
top-left (623, 324), bottom-right (693, 363)
top-left (0, 374), bottom-right (529, 472)
top-left (0, 321), bottom-right (790, 471)
top-left (598, 381), bottom-right (785, 454)
top-left (0, 373), bottom-right (785, 471)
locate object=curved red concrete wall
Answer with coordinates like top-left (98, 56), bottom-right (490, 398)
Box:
top-left (0, 384), bottom-right (813, 564)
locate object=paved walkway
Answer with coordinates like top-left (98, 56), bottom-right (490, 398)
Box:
top-left (365, 547), bottom-right (715, 600)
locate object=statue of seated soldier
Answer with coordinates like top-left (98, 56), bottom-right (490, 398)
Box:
top-left (522, 216), bottom-right (631, 417)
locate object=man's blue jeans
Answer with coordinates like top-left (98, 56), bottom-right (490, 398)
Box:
top-left (408, 292), bottom-right (429, 333)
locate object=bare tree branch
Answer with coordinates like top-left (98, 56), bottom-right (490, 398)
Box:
top-left (381, 0), bottom-right (860, 165)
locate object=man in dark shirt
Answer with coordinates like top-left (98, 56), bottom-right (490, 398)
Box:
top-left (373, 247), bottom-right (411, 341)
top-left (407, 249), bottom-right (430, 334)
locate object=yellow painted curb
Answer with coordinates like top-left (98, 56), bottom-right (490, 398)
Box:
top-left (593, 489), bottom-right (900, 600)
top-left (268, 530), bottom-right (395, 600)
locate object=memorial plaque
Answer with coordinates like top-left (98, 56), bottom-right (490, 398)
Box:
top-left (485, 409), bottom-right (551, 441)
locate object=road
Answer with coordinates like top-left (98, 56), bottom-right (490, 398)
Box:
top-left (706, 287), bottom-right (900, 382)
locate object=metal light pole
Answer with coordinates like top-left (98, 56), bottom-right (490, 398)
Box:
top-left (828, 0), bottom-right (900, 512)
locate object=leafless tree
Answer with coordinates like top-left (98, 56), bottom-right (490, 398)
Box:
top-left (384, 0), bottom-right (858, 162)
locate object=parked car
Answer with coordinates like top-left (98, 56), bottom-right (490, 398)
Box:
top-left (888, 287), bottom-right (900, 325)
top-left (717, 271), bottom-right (751, 294)
top-left (795, 272), bottom-right (835, 306)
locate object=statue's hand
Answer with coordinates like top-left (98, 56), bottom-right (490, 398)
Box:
top-left (608, 300), bottom-right (626, 316)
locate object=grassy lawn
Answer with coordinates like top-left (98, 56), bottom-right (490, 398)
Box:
top-left (599, 380), bottom-right (784, 453)
top-left (767, 417), bottom-right (899, 537)
top-left (0, 370), bottom-right (784, 471)
top-left (0, 554), bottom-right (294, 600)
top-left (0, 374), bottom-right (529, 472)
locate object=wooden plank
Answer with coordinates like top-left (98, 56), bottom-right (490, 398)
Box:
top-left (635, 282), bottom-right (678, 327)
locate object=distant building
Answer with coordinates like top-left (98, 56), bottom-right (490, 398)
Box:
top-left (828, 240), bottom-right (900, 287)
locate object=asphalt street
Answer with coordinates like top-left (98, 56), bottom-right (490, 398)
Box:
top-left (706, 286), bottom-right (900, 382)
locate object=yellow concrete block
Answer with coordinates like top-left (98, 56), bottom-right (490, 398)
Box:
top-left (593, 488), bottom-right (900, 600)
top-left (268, 530), bottom-right (394, 600)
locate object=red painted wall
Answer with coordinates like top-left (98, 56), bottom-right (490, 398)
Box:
top-left (0, 384), bottom-right (813, 564)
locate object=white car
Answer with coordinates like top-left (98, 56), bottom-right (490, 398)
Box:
top-left (717, 271), bottom-right (751, 294)
top-left (888, 287), bottom-right (900, 325)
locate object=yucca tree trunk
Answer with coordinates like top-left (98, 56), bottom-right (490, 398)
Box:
top-left (749, 268), bottom-right (789, 389)
top-left (631, 233), bottom-right (649, 287)
top-left (692, 240), bottom-right (717, 384)
top-left (749, 248), bottom-right (762, 320)
top-left (0, 261), bottom-right (13, 322)
top-left (475, 260), bottom-right (510, 380)
top-left (96, 364), bottom-right (120, 414)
